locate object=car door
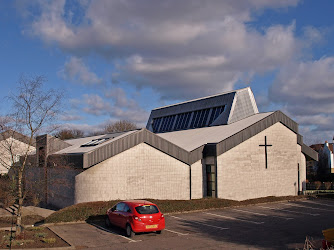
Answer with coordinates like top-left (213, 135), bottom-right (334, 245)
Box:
top-left (118, 203), bottom-right (132, 228)
top-left (109, 203), bottom-right (125, 227)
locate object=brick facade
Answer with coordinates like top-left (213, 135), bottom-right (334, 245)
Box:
top-left (217, 123), bottom-right (304, 201)
top-left (75, 143), bottom-right (190, 203)
top-left (190, 160), bottom-right (203, 199)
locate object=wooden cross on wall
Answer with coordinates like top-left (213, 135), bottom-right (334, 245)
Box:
top-left (259, 136), bottom-right (272, 169)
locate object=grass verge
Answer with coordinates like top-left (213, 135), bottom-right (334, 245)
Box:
top-left (0, 215), bottom-right (44, 228)
top-left (45, 195), bottom-right (306, 224)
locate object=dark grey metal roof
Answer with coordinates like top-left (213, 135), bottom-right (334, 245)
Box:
top-left (216, 110), bottom-right (298, 155)
top-left (52, 111), bottom-right (317, 168)
top-left (82, 129), bottom-right (192, 168)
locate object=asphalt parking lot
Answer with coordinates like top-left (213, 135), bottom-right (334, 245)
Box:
top-left (49, 198), bottom-right (334, 249)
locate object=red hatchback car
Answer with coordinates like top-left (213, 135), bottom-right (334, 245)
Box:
top-left (106, 200), bottom-right (165, 237)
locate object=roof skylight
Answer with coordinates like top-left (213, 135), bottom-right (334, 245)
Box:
top-left (80, 138), bottom-right (110, 147)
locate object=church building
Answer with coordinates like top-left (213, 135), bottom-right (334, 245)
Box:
top-left (26, 87), bottom-right (317, 208)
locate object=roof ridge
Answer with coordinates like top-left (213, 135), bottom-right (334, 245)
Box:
top-left (153, 87), bottom-right (251, 111)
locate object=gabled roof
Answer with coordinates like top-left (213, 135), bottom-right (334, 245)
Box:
top-left (158, 112), bottom-right (273, 151)
top-left (51, 110), bottom-right (317, 168)
top-left (0, 130), bottom-right (36, 147)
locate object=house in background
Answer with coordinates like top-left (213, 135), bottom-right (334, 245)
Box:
top-left (310, 141), bottom-right (334, 174)
top-left (0, 130), bottom-right (36, 175)
top-left (323, 141), bottom-right (334, 174)
top-left (26, 87), bottom-right (318, 208)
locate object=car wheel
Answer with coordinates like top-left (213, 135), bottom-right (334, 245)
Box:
top-left (105, 216), bottom-right (111, 228)
top-left (126, 224), bottom-right (134, 238)
top-left (156, 230), bottom-right (162, 234)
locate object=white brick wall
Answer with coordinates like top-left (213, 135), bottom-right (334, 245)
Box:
top-left (299, 149), bottom-right (307, 191)
top-left (75, 143), bottom-right (190, 203)
top-left (217, 122), bottom-right (301, 201)
top-left (191, 160), bottom-right (203, 199)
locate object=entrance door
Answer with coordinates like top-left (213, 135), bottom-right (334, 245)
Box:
top-left (206, 165), bottom-right (216, 197)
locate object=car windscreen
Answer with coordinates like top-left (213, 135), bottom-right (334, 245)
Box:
top-left (135, 205), bottom-right (159, 214)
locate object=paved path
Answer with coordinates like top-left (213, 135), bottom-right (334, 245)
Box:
top-left (0, 208), bottom-right (11, 217)
top-left (24, 206), bottom-right (55, 217)
top-left (48, 198), bottom-right (334, 249)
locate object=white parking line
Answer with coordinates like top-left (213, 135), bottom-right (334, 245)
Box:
top-left (89, 223), bottom-right (141, 243)
top-left (165, 229), bottom-right (189, 236)
top-left (258, 206), bottom-right (320, 216)
top-left (283, 203), bottom-right (334, 212)
top-left (301, 200), bottom-right (334, 208)
top-left (231, 208), bottom-right (294, 220)
top-left (170, 215), bottom-right (229, 230)
top-left (204, 212), bottom-right (264, 225)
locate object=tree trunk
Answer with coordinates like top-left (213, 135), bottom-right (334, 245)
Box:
top-left (16, 168), bottom-right (23, 235)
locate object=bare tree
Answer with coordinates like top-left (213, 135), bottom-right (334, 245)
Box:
top-left (104, 120), bottom-right (137, 133)
top-left (1, 75), bottom-right (62, 234)
top-left (54, 129), bottom-right (84, 140)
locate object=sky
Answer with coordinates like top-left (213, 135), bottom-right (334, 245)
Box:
top-left (0, 0), bottom-right (334, 145)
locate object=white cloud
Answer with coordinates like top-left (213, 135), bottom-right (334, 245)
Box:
top-left (77, 91), bottom-right (149, 124)
top-left (60, 57), bottom-right (102, 85)
top-left (82, 94), bottom-right (111, 116)
top-left (270, 57), bottom-right (334, 115)
top-left (269, 57), bottom-right (334, 144)
top-left (23, 0), bottom-right (300, 99)
top-left (59, 113), bottom-right (83, 122)
top-left (56, 122), bottom-right (102, 136)
top-left (303, 26), bottom-right (325, 45)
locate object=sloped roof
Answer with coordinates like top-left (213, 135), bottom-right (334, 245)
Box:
top-left (50, 110), bottom-right (317, 169)
top-left (0, 130), bottom-right (36, 147)
top-left (158, 112), bottom-right (273, 151)
top-left (55, 130), bottom-right (138, 154)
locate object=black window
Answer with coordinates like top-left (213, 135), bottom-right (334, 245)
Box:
top-left (201, 109), bottom-right (210, 127)
top-left (208, 105), bottom-right (225, 125)
top-left (190, 111), bottom-right (197, 128)
top-left (179, 113), bottom-right (187, 129)
top-left (160, 116), bottom-right (168, 132)
top-left (135, 205), bottom-right (159, 214)
top-left (166, 115), bottom-right (176, 131)
top-left (183, 112), bottom-right (191, 128)
top-left (152, 117), bottom-right (162, 132)
top-left (196, 110), bottom-right (203, 127)
top-left (206, 165), bottom-right (216, 197)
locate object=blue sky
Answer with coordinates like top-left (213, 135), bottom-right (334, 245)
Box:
top-left (0, 0), bottom-right (334, 144)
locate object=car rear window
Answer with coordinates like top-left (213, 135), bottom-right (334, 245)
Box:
top-left (135, 205), bottom-right (159, 214)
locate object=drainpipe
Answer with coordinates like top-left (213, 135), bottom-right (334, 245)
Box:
top-left (189, 164), bottom-right (192, 200)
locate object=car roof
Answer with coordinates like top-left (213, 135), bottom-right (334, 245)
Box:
top-left (122, 200), bottom-right (156, 206)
